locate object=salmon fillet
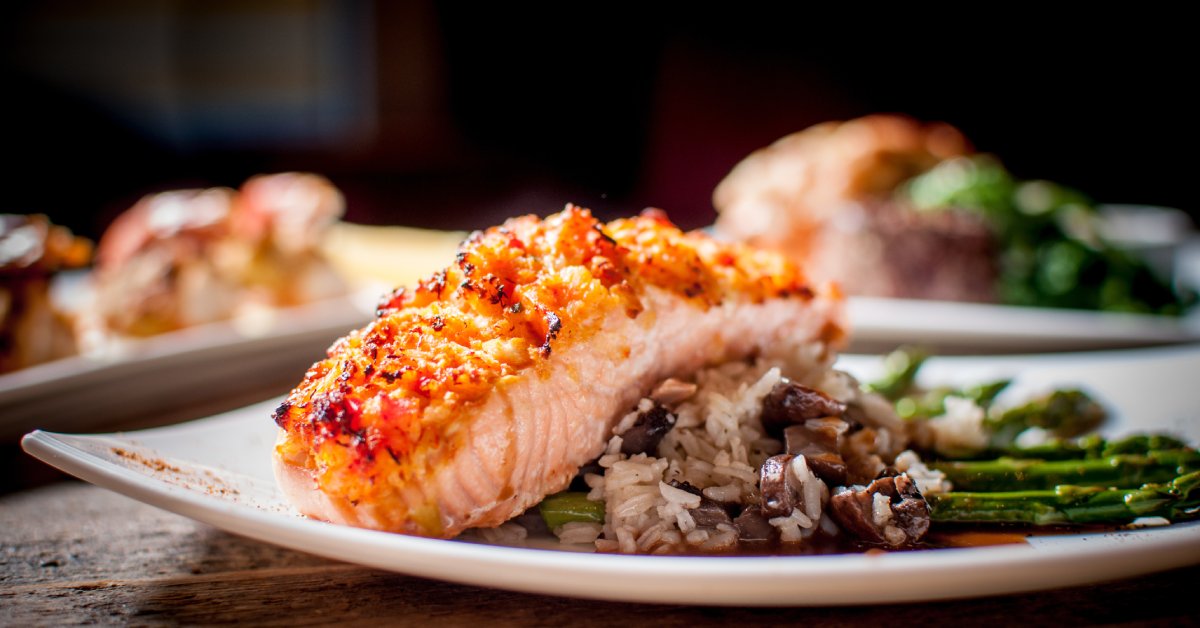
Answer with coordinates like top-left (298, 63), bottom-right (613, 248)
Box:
top-left (272, 206), bottom-right (845, 537)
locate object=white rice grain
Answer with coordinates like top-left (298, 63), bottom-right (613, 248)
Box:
top-left (712, 462), bottom-right (758, 484)
top-left (791, 455), bottom-right (824, 522)
top-left (594, 538), bottom-right (619, 552)
top-left (615, 525), bottom-right (636, 554)
top-left (556, 522), bottom-right (603, 544)
top-left (770, 509), bottom-right (813, 543)
top-left (614, 490), bottom-right (659, 519)
top-left (701, 526), bottom-right (739, 552)
top-left (476, 522), bottom-right (528, 546)
top-left (674, 509), bottom-right (697, 533)
top-left (637, 523), bottom-right (667, 552)
top-left (659, 481), bottom-right (702, 508)
top-left (818, 513), bottom-right (840, 536)
top-left (894, 450), bottom-right (951, 494)
top-left (701, 483), bottom-right (743, 503)
top-left (929, 396), bottom-right (989, 457)
top-left (871, 492), bottom-right (893, 528)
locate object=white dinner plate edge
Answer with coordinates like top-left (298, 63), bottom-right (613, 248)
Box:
top-left (21, 424), bottom-right (1200, 606)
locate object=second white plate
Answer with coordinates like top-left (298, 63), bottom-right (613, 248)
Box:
top-left (0, 291), bottom-right (374, 439)
top-left (847, 296), bottom-right (1200, 353)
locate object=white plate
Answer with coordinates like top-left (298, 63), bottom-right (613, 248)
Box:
top-left (0, 290), bottom-right (374, 439)
top-left (847, 296), bottom-right (1200, 354)
top-left (21, 345), bottom-right (1200, 606)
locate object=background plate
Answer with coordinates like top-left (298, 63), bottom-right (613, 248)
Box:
top-left (0, 291), bottom-right (373, 439)
top-left (847, 296), bottom-right (1200, 354)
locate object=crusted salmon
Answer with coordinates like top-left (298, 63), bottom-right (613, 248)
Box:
top-left (272, 206), bottom-right (844, 537)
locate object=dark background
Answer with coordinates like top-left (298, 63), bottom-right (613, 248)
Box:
top-left (2, 2), bottom-right (1194, 240)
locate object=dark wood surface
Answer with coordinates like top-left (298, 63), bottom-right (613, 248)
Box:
top-left (3, 482), bottom-right (1199, 626)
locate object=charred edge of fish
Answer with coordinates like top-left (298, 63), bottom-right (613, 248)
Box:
top-left (350, 428), bottom-right (377, 463)
top-left (592, 223), bottom-right (617, 246)
top-left (375, 286), bottom-right (406, 317)
top-left (477, 273), bottom-right (507, 305)
top-left (432, 269), bottom-right (448, 296)
top-left (415, 269), bottom-right (447, 299)
top-left (311, 391), bottom-right (357, 441)
top-left (430, 315), bottom-right (445, 331)
top-left (490, 282), bottom-right (507, 305)
top-left (540, 311), bottom-right (562, 356)
top-left (272, 400), bottom-right (292, 428)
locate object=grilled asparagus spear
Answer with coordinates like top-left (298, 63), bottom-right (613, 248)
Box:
top-left (928, 471), bottom-right (1200, 525)
top-left (930, 449), bottom-right (1200, 491)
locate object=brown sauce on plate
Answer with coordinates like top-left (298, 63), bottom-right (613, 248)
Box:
top-left (690, 524), bottom-right (1125, 557)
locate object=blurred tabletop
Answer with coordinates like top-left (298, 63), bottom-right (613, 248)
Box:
top-left (3, 482), bottom-right (1199, 626)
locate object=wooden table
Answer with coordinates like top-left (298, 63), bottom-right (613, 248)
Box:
top-left (3, 481), bottom-right (1199, 626)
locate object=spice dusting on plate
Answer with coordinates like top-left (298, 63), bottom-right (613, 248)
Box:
top-left (111, 447), bottom-right (183, 475)
top-left (110, 446), bottom-right (241, 498)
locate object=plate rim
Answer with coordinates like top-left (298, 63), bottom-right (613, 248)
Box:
top-left (847, 296), bottom-right (1200, 348)
top-left (0, 290), bottom-right (373, 398)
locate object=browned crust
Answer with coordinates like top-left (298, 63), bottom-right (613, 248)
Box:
top-left (272, 205), bottom-right (838, 535)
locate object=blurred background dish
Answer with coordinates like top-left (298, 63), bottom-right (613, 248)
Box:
top-left (2, 171), bottom-right (361, 438)
top-left (713, 114), bottom-right (1195, 316)
top-left (87, 172), bottom-right (347, 339)
top-left (1, 214), bottom-right (92, 373)
top-left (709, 114), bottom-right (1199, 352)
top-left (0, 217), bottom-right (461, 440)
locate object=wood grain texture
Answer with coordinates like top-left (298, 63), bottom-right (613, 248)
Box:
top-left (3, 482), bottom-right (1199, 626)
